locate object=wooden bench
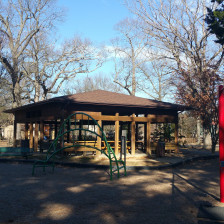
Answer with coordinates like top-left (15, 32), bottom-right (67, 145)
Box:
top-left (64, 141), bottom-right (100, 154)
top-left (149, 142), bottom-right (178, 155)
top-left (165, 143), bottom-right (179, 153)
top-left (64, 140), bottom-right (131, 154)
top-left (0, 147), bottom-right (33, 159)
top-left (0, 140), bottom-right (9, 147)
top-left (106, 141), bottom-right (131, 153)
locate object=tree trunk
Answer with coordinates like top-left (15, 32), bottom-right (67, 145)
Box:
top-left (132, 61), bottom-right (136, 96)
top-left (210, 124), bottom-right (218, 153)
top-left (12, 79), bottom-right (22, 108)
top-left (203, 128), bottom-right (210, 149)
top-left (197, 119), bottom-right (201, 145)
top-left (211, 141), bottom-right (216, 153)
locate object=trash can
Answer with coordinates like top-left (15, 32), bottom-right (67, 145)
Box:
top-left (156, 141), bottom-right (165, 157)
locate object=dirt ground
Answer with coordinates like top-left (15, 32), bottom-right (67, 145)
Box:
top-left (0, 158), bottom-right (222, 224)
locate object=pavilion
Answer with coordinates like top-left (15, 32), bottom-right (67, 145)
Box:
top-left (4, 90), bottom-right (189, 155)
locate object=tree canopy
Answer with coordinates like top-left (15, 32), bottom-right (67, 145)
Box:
top-left (206, 0), bottom-right (224, 45)
top-left (0, 0), bottom-right (105, 108)
top-left (125, 0), bottom-right (224, 152)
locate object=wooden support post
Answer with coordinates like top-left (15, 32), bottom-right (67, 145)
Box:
top-left (34, 122), bottom-right (39, 152)
top-left (60, 118), bottom-right (64, 148)
top-left (97, 119), bottom-right (102, 156)
top-left (67, 120), bottom-right (70, 143)
top-left (54, 120), bottom-right (58, 140)
top-left (115, 113), bottom-right (119, 155)
top-left (13, 120), bottom-right (17, 147)
top-left (40, 121), bottom-right (44, 141)
top-left (25, 123), bottom-right (29, 140)
top-left (39, 121), bottom-right (44, 153)
top-left (49, 124), bottom-right (53, 140)
top-left (131, 114), bottom-right (136, 155)
top-left (174, 122), bottom-right (178, 144)
top-left (53, 120), bottom-right (57, 140)
top-left (144, 122), bottom-right (147, 151)
top-left (146, 115), bottom-right (151, 155)
top-left (29, 123), bottom-right (33, 149)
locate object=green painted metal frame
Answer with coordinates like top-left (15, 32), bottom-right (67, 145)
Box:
top-left (0, 147), bottom-right (33, 158)
top-left (32, 112), bottom-right (126, 180)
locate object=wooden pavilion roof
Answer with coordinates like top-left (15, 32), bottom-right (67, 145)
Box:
top-left (4, 90), bottom-right (190, 115)
top-left (4, 90), bottom-right (191, 120)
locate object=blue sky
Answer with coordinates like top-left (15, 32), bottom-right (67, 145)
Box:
top-left (55, 0), bottom-right (132, 86)
top-left (55, 0), bottom-right (135, 97)
top-left (54, 1), bottom-right (172, 101)
top-left (54, 1), bottom-right (174, 101)
top-left (57, 0), bottom-right (131, 44)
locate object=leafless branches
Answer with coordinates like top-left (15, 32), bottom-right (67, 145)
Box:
top-left (23, 34), bottom-right (105, 102)
top-left (0, 0), bottom-right (62, 107)
top-left (110, 18), bottom-right (151, 96)
top-left (0, 0), bottom-right (105, 106)
top-left (125, 0), bottom-right (224, 151)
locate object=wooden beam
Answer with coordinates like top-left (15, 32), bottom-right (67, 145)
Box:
top-left (115, 113), bottom-right (119, 155)
top-left (64, 114), bottom-right (176, 123)
top-left (29, 123), bottom-right (33, 149)
top-left (14, 108), bottom-right (178, 124)
top-left (146, 115), bottom-right (151, 155)
top-left (131, 114), bottom-right (136, 155)
top-left (34, 122), bottom-right (39, 152)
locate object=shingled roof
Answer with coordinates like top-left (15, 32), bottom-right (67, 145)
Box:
top-left (5, 90), bottom-right (189, 113)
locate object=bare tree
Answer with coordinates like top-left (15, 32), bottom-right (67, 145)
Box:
top-left (23, 33), bottom-right (105, 102)
top-left (110, 18), bottom-right (151, 96)
top-left (0, 65), bottom-right (11, 104)
top-left (0, 65), bottom-right (13, 128)
top-left (0, 0), bottom-right (62, 107)
top-left (61, 73), bottom-right (123, 95)
top-left (125, 0), bottom-right (224, 151)
top-left (138, 59), bottom-right (172, 101)
top-left (125, 0), bottom-right (224, 74)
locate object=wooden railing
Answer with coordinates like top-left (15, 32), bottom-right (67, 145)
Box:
top-left (39, 140), bottom-right (178, 155)
top-left (63, 140), bottom-right (131, 154)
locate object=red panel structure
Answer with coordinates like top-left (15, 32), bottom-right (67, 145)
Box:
top-left (219, 85), bottom-right (224, 203)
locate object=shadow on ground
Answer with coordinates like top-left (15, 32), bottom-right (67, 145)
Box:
top-left (0, 158), bottom-right (221, 224)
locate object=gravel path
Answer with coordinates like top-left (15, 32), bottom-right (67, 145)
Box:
top-left (0, 158), bottom-right (222, 224)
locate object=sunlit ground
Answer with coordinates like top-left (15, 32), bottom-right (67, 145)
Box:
top-left (0, 158), bottom-right (221, 224)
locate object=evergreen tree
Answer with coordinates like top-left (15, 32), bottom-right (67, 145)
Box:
top-left (206, 0), bottom-right (224, 45)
